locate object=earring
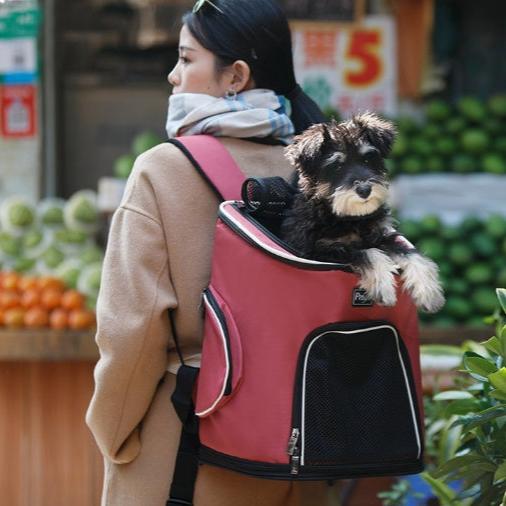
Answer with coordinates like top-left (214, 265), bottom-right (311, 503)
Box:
top-left (225, 89), bottom-right (237, 100)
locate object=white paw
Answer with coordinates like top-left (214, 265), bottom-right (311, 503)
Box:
top-left (398, 253), bottom-right (445, 313)
top-left (358, 249), bottom-right (398, 306)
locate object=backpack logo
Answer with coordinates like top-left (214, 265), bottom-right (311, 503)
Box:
top-left (352, 288), bottom-right (373, 306)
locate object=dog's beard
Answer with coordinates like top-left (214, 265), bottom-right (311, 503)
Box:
top-left (329, 183), bottom-right (388, 217)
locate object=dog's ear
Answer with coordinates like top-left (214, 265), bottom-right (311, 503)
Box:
top-left (284, 122), bottom-right (332, 175)
top-left (351, 112), bottom-right (396, 158)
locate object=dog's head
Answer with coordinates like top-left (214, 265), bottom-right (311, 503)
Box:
top-left (285, 112), bottom-right (396, 217)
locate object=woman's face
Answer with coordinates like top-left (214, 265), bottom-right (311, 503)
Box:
top-left (168, 24), bottom-right (231, 97)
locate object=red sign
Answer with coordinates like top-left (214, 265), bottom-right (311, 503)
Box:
top-left (0, 84), bottom-right (36, 138)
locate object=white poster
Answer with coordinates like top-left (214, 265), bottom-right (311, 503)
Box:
top-left (292, 16), bottom-right (397, 117)
top-left (0, 37), bottom-right (37, 75)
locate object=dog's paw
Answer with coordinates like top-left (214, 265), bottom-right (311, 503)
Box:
top-left (358, 249), bottom-right (398, 306)
top-left (399, 253), bottom-right (445, 313)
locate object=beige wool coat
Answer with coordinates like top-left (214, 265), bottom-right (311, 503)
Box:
top-left (86, 138), bottom-right (341, 506)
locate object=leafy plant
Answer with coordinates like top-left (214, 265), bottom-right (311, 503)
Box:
top-left (421, 288), bottom-right (506, 506)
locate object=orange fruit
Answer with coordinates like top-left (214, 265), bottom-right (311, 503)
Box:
top-left (4, 307), bottom-right (26, 328)
top-left (19, 276), bottom-right (38, 292)
top-left (0, 290), bottom-right (21, 310)
top-left (2, 272), bottom-right (20, 291)
top-left (21, 288), bottom-right (41, 309)
top-left (49, 308), bottom-right (68, 330)
top-left (61, 290), bottom-right (85, 311)
top-left (37, 276), bottom-right (65, 293)
top-left (40, 288), bottom-right (62, 310)
top-left (0, 308), bottom-right (4, 326)
top-left (24, 307), bottom-right (49, 328)
top-left (68, 309), bottom-right (96, 330)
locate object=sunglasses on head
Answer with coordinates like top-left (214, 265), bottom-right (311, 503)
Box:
top-left (192, 0), bottom-right (224, 14)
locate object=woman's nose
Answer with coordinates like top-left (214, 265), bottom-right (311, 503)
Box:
top-left (168, 67), bottom-right (178, 86)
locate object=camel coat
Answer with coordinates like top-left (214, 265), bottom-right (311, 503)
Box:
top-left (86, 138), bottom-right (341, 506)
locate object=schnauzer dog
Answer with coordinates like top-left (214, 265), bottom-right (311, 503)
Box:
top-left (280, 112), bottom-right (445, 312)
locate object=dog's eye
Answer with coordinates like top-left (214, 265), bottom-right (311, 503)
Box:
top-left (362, 150), bottom-right (381, 164)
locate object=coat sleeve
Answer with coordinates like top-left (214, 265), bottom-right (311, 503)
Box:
top-left (86, 152), bottom-right (177, 464)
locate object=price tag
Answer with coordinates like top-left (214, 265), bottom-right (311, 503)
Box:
top-left (0, 83), bottom-right (36, 137)
top-left (292, 16), bottom-right (397, 117)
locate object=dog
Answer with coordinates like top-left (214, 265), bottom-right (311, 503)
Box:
top-left (280, 112), bottom-right (445, 312)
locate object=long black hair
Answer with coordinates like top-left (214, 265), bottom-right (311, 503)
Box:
top-left (182, 0), bottom-right (326, 134)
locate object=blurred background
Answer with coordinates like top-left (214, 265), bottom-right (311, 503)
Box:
top-left (0, 0), bottom-right (505, 505)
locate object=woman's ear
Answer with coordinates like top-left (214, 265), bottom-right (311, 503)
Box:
top-left (229, 60), bottom-right (254, 93)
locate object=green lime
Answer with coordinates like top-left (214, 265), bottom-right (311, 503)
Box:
top-left (497, 266), bottom-right (506, 287)
top-left (461, 129), bottom-right (490, 154)
top-left (494, 136), bottom-right (506, 154)
top-left (436, 137), bottom-right (458, 156)
top-left (426, 156), bottom-right (445, 172)
top-left (482, 153), bottom-right (505, 174)
top-left (459, 216), bottom-right (482, 235)
top-left (417, 238), bottom-right (445, 261)
top-left (457, 96), bottom-right (487, 122)
top-left (420, 214), bottom-right (442, 234)
top-left (447, 278), bottom-right (468, 296)
top-left (470, 233), bottom-right (497, 258)
top-left (465, 263), bottom-right (494, 285)
top-left (440, 226), bottom-right (460, 241)
top-left (471, 288), bottom-right (499, 315)
top-left (485, 215), bottom-right (506, 239)
top-left (451, 154), bottom-right (476, 173)
top-left (411, 137), bottom-right (433, 157)
top-left (132, 131), bottom-right (162, 157)
top-left (114, 154), bottom-right (136, 179)
top-left (445, 117), bottom-right (467, 135)
top-left (448, 243), bottom-right (473, 266)
top-left (425, 99), bottom-right (452, 121)
top-left (396, 116), bottom-right (419, 134)
top-left (400, 156), bottom-right (424, 174)
top-left (399, 219), bottom-right (421, 244)
top-left (488, 94), bottom-right (506, 118)
top-left (445, 296), bottom-right (472, 320)
top-left (391, 134), bottom-right (409, 158)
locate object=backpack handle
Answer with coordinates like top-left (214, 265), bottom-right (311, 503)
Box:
top-left (169, 135), bottom-right (246, 201)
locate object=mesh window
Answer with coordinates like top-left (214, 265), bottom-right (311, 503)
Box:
top-left (302, 326), bottom-right (420, 466)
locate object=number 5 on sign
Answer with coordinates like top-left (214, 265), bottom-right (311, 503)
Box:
top-left (344, 29), bottom-right (382, 88)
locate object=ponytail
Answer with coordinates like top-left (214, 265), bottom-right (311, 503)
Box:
top-left (286, 84), bottom-right (327, 135)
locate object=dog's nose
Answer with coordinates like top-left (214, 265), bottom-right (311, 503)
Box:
top-left (356, 182), bottom-right (372, 199)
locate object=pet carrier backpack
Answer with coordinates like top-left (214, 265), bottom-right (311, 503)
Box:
top-left (166, 135), bottom-right (424, 506)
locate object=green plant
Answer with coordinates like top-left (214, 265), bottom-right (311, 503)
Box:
top-left (422, 288), bottom-right (506, 506)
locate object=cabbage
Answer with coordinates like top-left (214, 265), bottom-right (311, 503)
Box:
top-left (38, 198), bottom-right (66, 228)
top-left (64, 190), bottom-right (99, 234)
top-left (55, 258), bottom-right (83, 289)
top-left (22, 228), bottom-right (53, 259)
top-left (0, 196), bottom-right (36, 235)
top-left (77, 261), bottom-right (102, 297)
top-left (0, 231), bottom-right (21, 258)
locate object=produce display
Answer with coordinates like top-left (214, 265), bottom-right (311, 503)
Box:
top-left (0, 272), bottom-right (96, 330)
top-left (398, 214), bottom-right (506, 326)
top-left (388, 95), bottom-right (506, 176)
top-left (113, 130), bottom-right (163, 179)
top-left (0, 190), bottom-right (103, 313)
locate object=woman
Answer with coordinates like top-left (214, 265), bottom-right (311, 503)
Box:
top-left (86, 0), bottom-right (335, 504)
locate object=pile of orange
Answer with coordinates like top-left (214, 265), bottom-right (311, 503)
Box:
top-left (0, 271), bottom-right (96, 330)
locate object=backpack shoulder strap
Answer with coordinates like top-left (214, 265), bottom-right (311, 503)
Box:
top-left (168, 135), bottom-right (246, 201)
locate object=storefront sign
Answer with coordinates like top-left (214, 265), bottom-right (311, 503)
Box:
top-left (0, 83), bottom-right (36, 137)
top-left (292, 16), bottom-right (397, 117)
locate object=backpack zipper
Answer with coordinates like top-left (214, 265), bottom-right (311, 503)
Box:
top-left (287, 427), bottom-right (301, 475)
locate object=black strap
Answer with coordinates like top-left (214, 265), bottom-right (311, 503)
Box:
top-left (167, 365), bottom-right (200, 506)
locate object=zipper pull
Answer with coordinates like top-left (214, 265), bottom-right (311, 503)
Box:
top-left (290, 448), bottom-right (300, 475)
top-left (287, 428), bottom-right (300, 456)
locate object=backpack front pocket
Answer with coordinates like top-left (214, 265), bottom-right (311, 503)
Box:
top-left (288, 322), bottom-right (422, 476)
top-left (195, 288), bottom-right (243, 417)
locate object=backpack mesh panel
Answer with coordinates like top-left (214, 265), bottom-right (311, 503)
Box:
top-left (302, 326), bottom-right (420, 466)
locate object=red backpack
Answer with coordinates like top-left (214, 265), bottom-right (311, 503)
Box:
top-left (166, 135), bottom-right (424, 506)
